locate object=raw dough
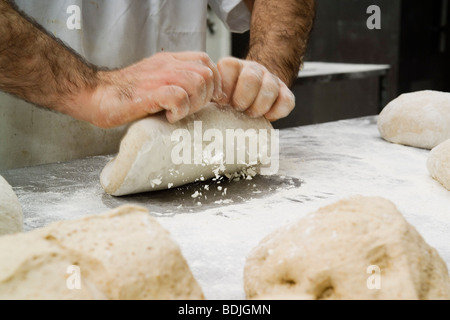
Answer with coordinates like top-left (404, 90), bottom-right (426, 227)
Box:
top-left (244, 196), bottom-right (450, 300)
top-left (100, 103), bottom-right (274, 196)
top-left (0, 175), bottom-right (23, 236)
top-left (428, 139), bottom-right (450, 191)
top-left (378, 90), bottom-right (450, 149)
top-left (0, 205), bottom-right (204, 300)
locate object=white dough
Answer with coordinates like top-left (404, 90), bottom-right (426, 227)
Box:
top-left (428, 139), bottom-right (450, 191)
top-left (100, 103), bottom-right (274, 196)
top-left (244, 196), bottom-right (450, 300)
top-left (378, 90), bottom-right (450, 149)
top-left (0, 205), bottom-right (204, 300)
top-left (0, 175), bottom-right (23, 236)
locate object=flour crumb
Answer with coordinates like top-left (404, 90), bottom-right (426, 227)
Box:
top-left (214, 199), bottom-right (234, 205)
top-left (191, 191), bottom-right (201, 198)
top-left (151, 178), bottom-right (162, 188)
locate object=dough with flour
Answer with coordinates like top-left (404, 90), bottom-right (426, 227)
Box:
top-left (427, 139), bottom-right (450, 191)
top-left (244, 196), bottom-right (450, 300)
top-left (378, 90), bottom-right (450, 149)
top-left (0, 175), bottom-right (23, 236)
top-left (0, 205), bottom-right (204, 300)
top-left (100, 103), bottom-right (274, 196)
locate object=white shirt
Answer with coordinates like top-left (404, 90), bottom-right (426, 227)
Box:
top-left (14, 0), bottom-right (250, 68)
top-left (0, 0), bottom-right (250, 170)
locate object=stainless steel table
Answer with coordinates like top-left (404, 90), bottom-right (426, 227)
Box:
top-left (2, 116), bottom-right (449, 300)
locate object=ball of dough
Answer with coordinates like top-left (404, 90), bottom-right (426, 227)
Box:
top-left (0, 175), bottom-right (23, 236)
top-left (244, 196), bottom-right (450, 300)
top-left (100, 103), bottom-right (274, 196)
top-left (428, 139), bottom-right (450, 191)
top-left (378, 90), bottom-right (450, 149)
top-left (0, 205), bottom-right (204, 300)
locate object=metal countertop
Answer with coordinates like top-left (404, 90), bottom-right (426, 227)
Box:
top-left (2, 116), bottom-right (449, 299)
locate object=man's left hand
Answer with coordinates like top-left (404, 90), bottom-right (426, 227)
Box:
top-left (216, 57), bottom-right (295, 122)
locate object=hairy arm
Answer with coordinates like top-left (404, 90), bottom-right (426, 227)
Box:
top-left (0, 0), bottom-right (99, 116)
top-left (245, 0), bottom-right (315, 87)
top-left (216, 0), bottom-right (315, 121)
top-left (0, 0), bottom-right (222, 127)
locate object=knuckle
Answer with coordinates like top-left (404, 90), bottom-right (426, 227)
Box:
top-left (178, 71), bottom-right (205, 91)
top-left (198, 52), bottom-right (208, 59)
top-left (199, 66), bottom-right (214, 82)
top-left (160, 86), bottom-right (187, 105)
top-left (243, 66), bottom-right (264, 83)
top-left (197, 52), bottom-right (211, 64)
top-left (269, 74), bottom-right (281, 87)
top-left (193, 73), bottom-right (207, 90)
top-left (218, 57), bottom-right (238, 69)
top-left (247, 60), bottom-right (266, 71)
top-left (170, 86), bottom-right (189, 102)
top-left (280, 87), bottom-right (295, 103)
top-left (265, 80), bottom-right (281, 96)
top-left (286, 92), bottom-right (296, 110)
top-left (164, 85), bottom-right (180, 96)
top-left (247, 61), bottom-right (260, 68)
top-left (261, 89), bottom-right (276, 102)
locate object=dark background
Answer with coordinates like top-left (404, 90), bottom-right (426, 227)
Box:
top-left (232, 0), bottom-right (450, 128)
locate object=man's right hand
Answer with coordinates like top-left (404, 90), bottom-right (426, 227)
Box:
top-left (84, 52), bottom-right (224, 128)
top-left (2, 2), bottom-right (224, 127)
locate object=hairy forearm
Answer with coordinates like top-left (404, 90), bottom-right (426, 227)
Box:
top-left (0, 0), bottom-right (99, 115)
top-left (246, 0), bottom-right (315, 87)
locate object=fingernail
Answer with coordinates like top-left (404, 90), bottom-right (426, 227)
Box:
top-left (215, 92), bottom-right (228, 105)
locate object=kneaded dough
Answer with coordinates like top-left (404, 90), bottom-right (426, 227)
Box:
top-left (378, 90), bottom-right (450, 149)
top-left (244, 196), bottom-right (450, 300)
top-left (100, 103), bottom-right (274, 196)
top-left (428, 139), bottom-right (450, 191)
top-left (0, 205), bottom-right (204, 300)
top-left (0, 175), bottom-right (23, 236)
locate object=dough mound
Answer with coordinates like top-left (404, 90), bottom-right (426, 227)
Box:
top-left (0, 205), bottom-right (204, 300)
top-left (428, 139), bottom-right (450, 191)
top-left (244, 196), bottom-right (450, 300)
top-left (378, 90), bottom-right (450, 149)
top-left (0, 175), bottom-right (23, 236)
top-left (100, 103), bottom-right (274, 196)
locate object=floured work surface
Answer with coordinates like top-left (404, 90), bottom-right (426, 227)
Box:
top-left (2, 116), bottom-right (450, 299)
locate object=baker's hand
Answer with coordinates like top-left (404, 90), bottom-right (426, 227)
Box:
top-left (216, 57), bottom-right (295, 121)
top-left (87, 52), bottom-right (223, 128)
